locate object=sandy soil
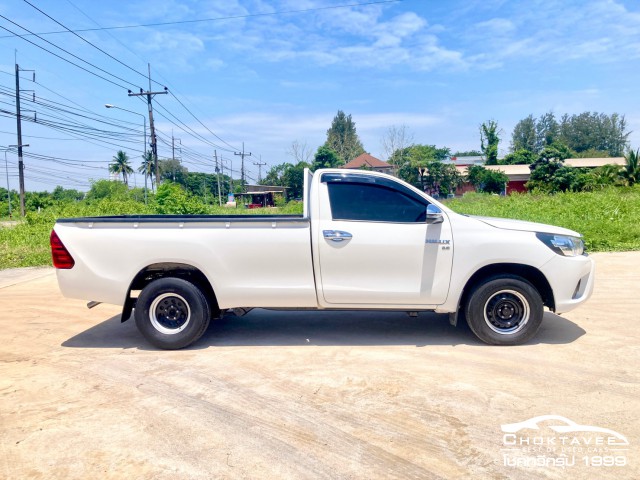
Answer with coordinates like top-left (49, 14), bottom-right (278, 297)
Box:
top-left (0, 252), bottom-right (638, 479)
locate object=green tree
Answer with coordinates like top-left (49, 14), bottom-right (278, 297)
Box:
top-left (85, 179), bottom-right (129, 201)
top-left (500, 149), bottom-right (537, 165)
top-left (418, 161), bottom-right (462, 197)
top-left (527, 144), bottom-right (584, 192)
top-left (540, 141), bottom-right (575, 161)
top-left (312, 146), bottom-right (341, 170)
top-left (535, 111), bottom-right (559, 151)
top-left (510, 115), bottom-right (536, 152)
top-left (480, 120), bottom-right (500, 165)
top-left (573, 149), bottom-right (610, 159)
top-left (282, 161), bottom-right (310, 199)
top-left (155, 182), bottom-right (207, 214)
top-left (324, 110), bottom-right (365, 164)
top-left (183, 172), bottom-right (218, 203)
top-left (394, 144), bottom-right (450, 185)
top-left (452, 150), bottom-right (482, 157)
top-left (51, 186), bottom-right (84, 202)
top-left (138, 151), bottom-right (155, 192)
top-left (466, 165), bottom-right (508, 194)
top-left (158, 158), bottom-right (188, 185)
top-left (261, 163), bottom-right (288, 187)
top-left (592, 163), bottom-right (623, 186)
top-left (109, 150), bottom-right (134, 186)
top-left (25, 191), bottom-right (53, 212)
top-left (559, 112), bottom-right (629, 156)
top-left (260, 161), bottom-right (309, 199)
top-left (621, 148), bottom-right (640, 186)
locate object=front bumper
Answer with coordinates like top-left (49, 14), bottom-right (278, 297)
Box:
top-left (540, 253), bottom-right (595, 314)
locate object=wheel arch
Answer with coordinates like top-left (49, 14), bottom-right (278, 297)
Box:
top-left (459, 263), bottom-right (555, 316)
top-left (121, 262), bottom-right (219, 322)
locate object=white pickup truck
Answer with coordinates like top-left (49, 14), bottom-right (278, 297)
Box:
top-left (51, 168), bottom-right (594, 349)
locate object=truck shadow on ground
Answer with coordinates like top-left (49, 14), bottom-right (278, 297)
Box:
top-left (62, 309), bottom-right (585, 350)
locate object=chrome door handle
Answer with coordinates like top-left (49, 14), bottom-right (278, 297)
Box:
top-left (323, 230), bottom-right (353, 242)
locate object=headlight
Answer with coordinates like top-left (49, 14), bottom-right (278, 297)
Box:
top-left (536, 233), bottom-right (585, 256)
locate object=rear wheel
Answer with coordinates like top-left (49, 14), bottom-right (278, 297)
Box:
top-left (465, 276), bottom-right (543, 345)
top-left (135, 278), bottom-right (210, 349)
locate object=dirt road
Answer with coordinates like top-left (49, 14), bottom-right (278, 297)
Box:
top-left (1, 253), bottom-right (638, 479)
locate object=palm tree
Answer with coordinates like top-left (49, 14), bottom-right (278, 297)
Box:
top-left (138, 151), bottom-right (155, 192)
top-left (596, 163), bottom-right (622, 186)
top-left (621, 148), bottom-right (640, 186)
top-left (110, 150), bottom-right (134, 186)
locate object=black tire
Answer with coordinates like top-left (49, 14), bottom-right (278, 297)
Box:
top-left (134, 278), bottom-right (211, 349)
top-left (464, 276), bottom-right (543, 345)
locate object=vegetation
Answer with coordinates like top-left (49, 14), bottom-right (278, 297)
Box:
top-left (452, 150), bottom-right (482, 157)
top-left (109, 150), bottom-right (134, 186)
top-left (0, 180), bottom-right (303, 269)
top-left (446, 186), bottom-right (640, 252)
top-left (480, 120), bottom-right (501, 165)
top-left (510, 111), bottom-right (629, 157)
top-left (500, 149), bottom-right (537, 165)
top-left (3, 107), bottom-right (639, 270)
top-left (323, 110), bottom-right (365, 164)
top-left (465, 165), bottom-right (509, 194)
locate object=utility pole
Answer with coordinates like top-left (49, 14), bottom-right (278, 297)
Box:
top-left (170, 132), bottom-right (181, 181)
top-left (2, 149), bottom-right (11, 218)
top-left (234, 142), bottom-right (252, 190)
top-left (128, 64), bottom-right (167, 186)
top-left (14, 62), bottom-right (34, 217)
top-left (253, 156), bottom-right (267, 182)
top-left (214, 150), bottom-right (222, 206)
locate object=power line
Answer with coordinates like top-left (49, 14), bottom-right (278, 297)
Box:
top-left (167, 90), bottom-right (239, 152)
top-left (4, 1), bottom-right (403, 37)
top-left (60, 0), bottom-right (245, 155)
top-left (7, 4), bottom-right (249, 160)
top-left (23, 0), bottom-right (153, 84)
top-left (0, 17), bottom-right (137, 90)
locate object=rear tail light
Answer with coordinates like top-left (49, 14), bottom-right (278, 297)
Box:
top-left (50, 230), bottom-right (75, 269)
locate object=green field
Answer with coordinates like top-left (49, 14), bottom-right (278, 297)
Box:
top-left (1, 185), bottom-right (639, 270)
top-left (445, 186), bottom-right (640, 252)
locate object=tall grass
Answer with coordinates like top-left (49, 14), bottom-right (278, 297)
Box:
top-left (445, 186), bottom-right (640, 252)
top-left (0, 199), bottom-right (304, 269)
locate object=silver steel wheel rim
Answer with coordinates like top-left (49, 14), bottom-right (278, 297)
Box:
top-left (483, 289), bottom-right (530, 335)
top-left (149, 293), bottom-right (191, 335)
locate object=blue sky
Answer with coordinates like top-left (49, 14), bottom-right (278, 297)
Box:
top-left (1, 0), bottom-right (639, 191)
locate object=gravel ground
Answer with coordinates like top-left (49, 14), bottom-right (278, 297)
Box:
top-left (0, 252), bottom-right (638, 479)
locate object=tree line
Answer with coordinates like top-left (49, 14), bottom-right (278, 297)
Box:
top-left (3, 108), bottom-right (637, 219)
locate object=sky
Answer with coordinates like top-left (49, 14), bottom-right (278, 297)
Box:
top-left (0, 0), bottom-right (639, 192)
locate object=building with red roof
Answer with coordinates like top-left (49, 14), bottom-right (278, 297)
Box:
top-left (341, 153), bottom-right (393, 174)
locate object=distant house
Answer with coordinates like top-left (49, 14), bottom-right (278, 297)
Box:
top-left (455, 157), bottom-right (626, 195)
top-left (235, 184), bottom-right (287, 208)
top-left (341, 153), bottom-right (393, 174)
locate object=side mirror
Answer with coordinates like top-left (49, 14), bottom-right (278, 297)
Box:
top-left (426, 204), bottom-right (444, 224)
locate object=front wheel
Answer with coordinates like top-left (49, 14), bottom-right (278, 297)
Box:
top-left (134, 278), bottom-right (211, 349)
top-left (464, 276), bottom-right (543, 345)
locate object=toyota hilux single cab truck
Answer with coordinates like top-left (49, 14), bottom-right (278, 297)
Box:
top-left (51, 168), bottom-right (595, 349)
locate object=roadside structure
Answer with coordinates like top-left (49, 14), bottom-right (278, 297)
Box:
top-left (455, 157), bottom-right (626, 195)
top-left (341, 153), bottom-right (393, 174)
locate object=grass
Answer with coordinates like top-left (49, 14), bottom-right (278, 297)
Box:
top-left (0, 199), bottom-right (304, 270)
top-left (445, 185), bottom-right (640, 252)
top-left (1, 186), bottom-right (638, 269)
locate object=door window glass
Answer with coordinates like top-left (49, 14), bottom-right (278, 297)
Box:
top-left (327, 181), bottom-right (427, 222)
